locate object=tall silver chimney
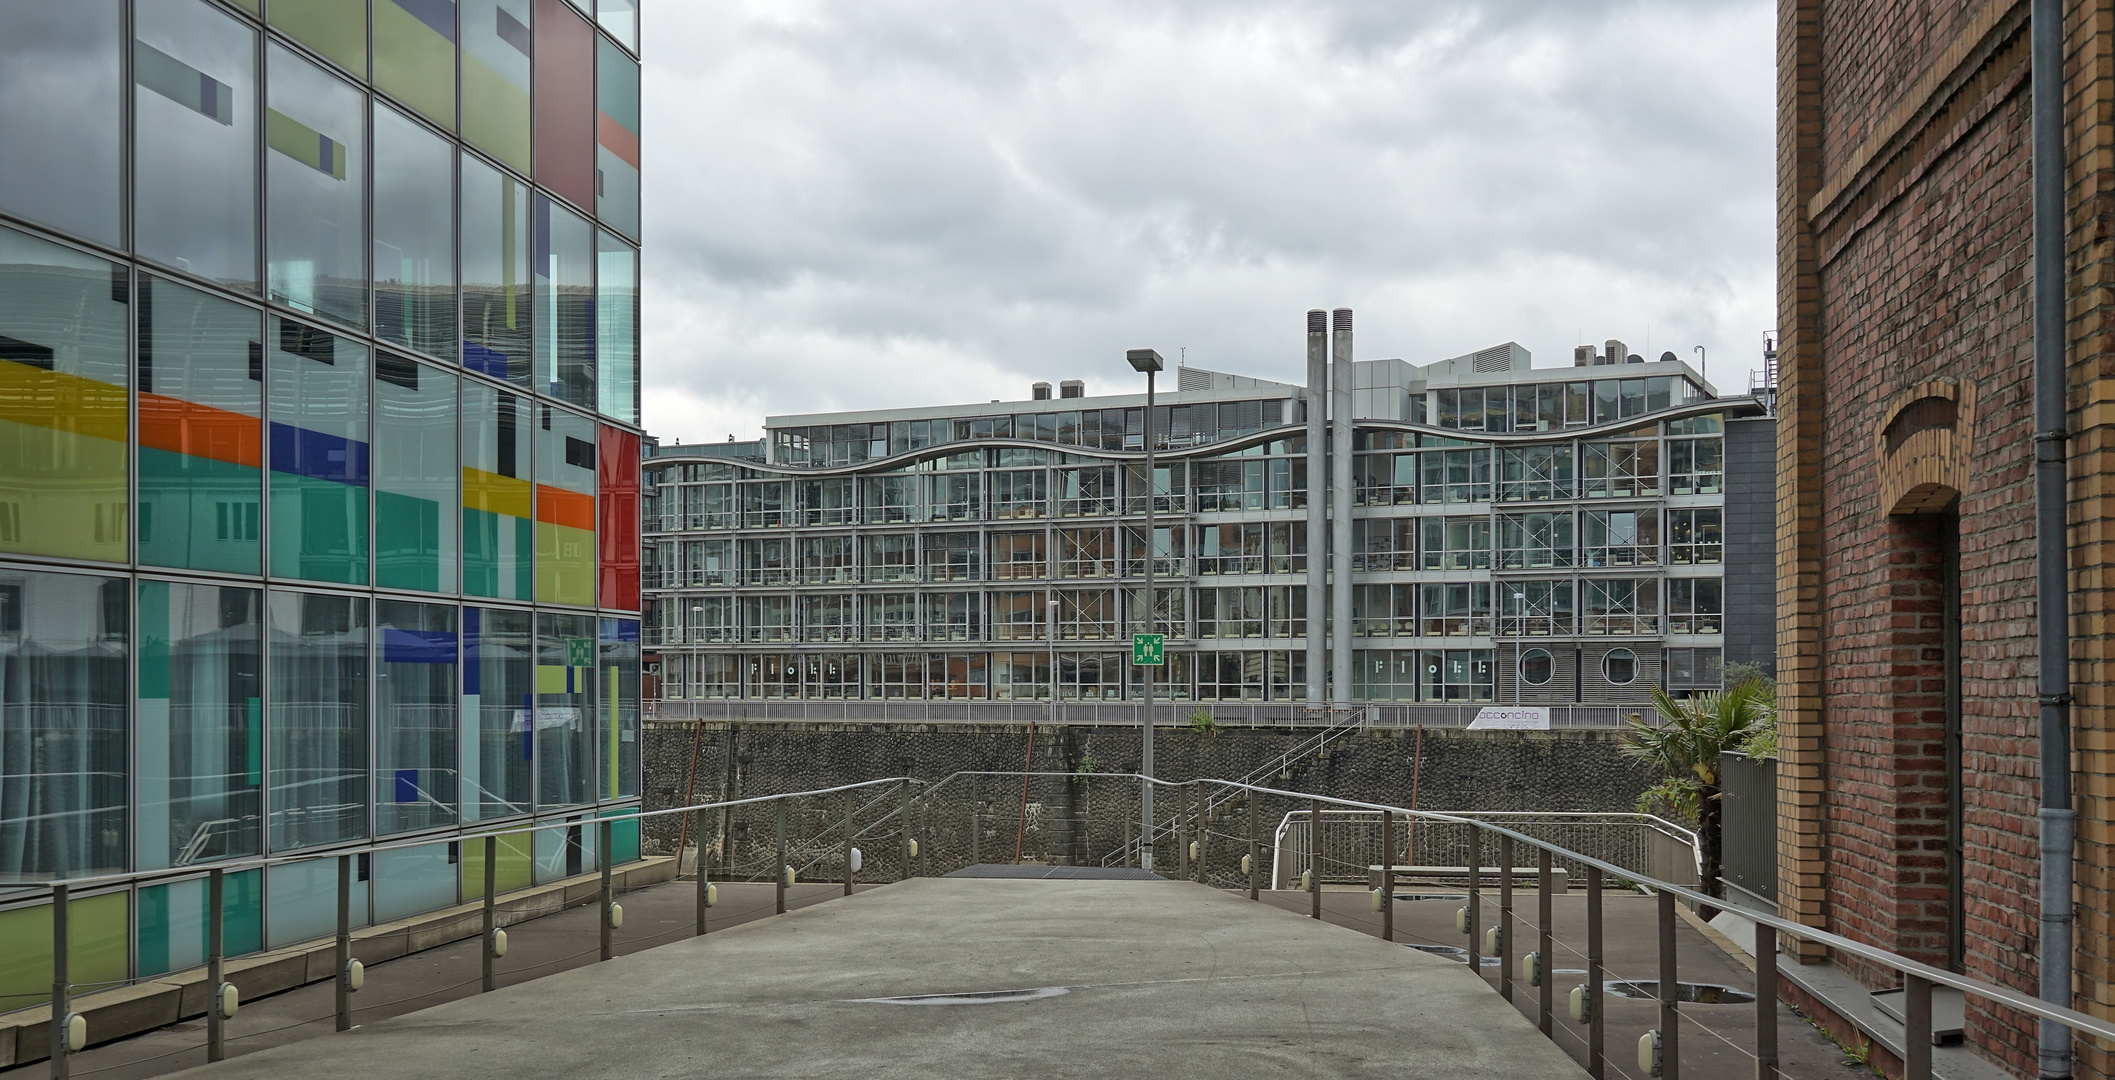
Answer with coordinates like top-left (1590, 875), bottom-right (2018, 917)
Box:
top-left (1330, 308), bottom-right (1355, 705)
top-left (1305, 310), bottom-right (1328, 704)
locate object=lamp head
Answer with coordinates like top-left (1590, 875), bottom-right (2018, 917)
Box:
top-left (1126, 349), bottom-right (1165, 374)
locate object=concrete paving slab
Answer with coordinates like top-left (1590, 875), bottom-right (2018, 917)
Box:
top-left (166, 877), bottom-right (1588, 1080)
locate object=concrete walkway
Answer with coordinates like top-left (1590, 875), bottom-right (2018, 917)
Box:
top-left (169, 876), bottom-right (1586, 1080)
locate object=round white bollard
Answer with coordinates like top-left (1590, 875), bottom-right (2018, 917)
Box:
top-left (1520, 950), bottom-right (1541, 986)
top-left (1639, 1030), bottom-right (1662, 1076)
top-left (345, 958), bottom-right (365, 992)
top-left (217, 982), bottom-right (240, 1020)
top-left (64, 1013), bottom-right (87, 1053)
top-left (1484, 925), bottom-right (1503, 955)
top-left (491, 928), bottom-right (509, 957)
top-left (908, 839), bottom-right (919, 859)
top-left (705, 883), bottom-right (719, 908)
top-left (1569, 984), bottom-right (1593, 1024)
top-left (783, 866), bottom-right (796, 888)
top-left (849, 847), bottom-right (863, 872)
top-left (608, 903), bottom-right (625, 929)
top-left (1370, 888), bottom-right (1385, 913)
top-left (1456, 906), bottom-right (1472, 935)
top-left (1240, 854), bottom-right (1253, 875)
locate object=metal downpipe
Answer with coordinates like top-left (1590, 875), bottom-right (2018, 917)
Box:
top-left (1306, 311), bottom-right (1328, 704)
top-left (1329, 309), bottom-right (1355, 703)
top-left (2031, 0), bottom-right (2074, 1074)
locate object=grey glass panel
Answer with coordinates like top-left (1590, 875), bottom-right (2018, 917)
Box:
top-left (593, 35), bottom-right (638, 239)
top-left (374, 356), bottom-right (459, 593)
top-left (376, 599), bottom-right (458, 834)
top-left (374, 105), bottom-right (458, 360)
top-left (0, 2), bottom-right (123, 246)
top-left (535, 195), bottom-right (594, 408)
top-left (594, 232), bottom-right (635, 423)
top-left (136, 580), bottom-right (262, 872)
top-left (0, 568), bottom-right (128, 880)
top-left (267, 43), bottom-right (368, 329)
top-left (265, 856), bottom-right (369, 948)
top-left (461, 153), bottom-right (532, 389)
top-left (535, 611), bottom-right (593, 808)
top-left (597, 0), bottom-right (637, 50)
top-left (267, 590), bottom-right (369, 851)
top-left (464, 606), bottom-right (531, 820)
top-left (135, 0), bottom-right (258, 292)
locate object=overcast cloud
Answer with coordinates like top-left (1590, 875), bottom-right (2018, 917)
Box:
top-left (638, 0), bottom-right (1775, 444)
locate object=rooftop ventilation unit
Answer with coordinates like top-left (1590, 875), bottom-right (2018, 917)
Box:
top-left (1472, 345), bottom-right (1513, 373)
top-left (1059, 379), bottom-right (1084, 398)
top-left (1603, 339), bottom-right (1626, 367)
top-left (1575, 345), bottom-right (1598, 367)
top-left (1032, 382), bottom-right (1052, 400)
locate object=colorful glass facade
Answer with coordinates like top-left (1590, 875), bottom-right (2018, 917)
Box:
top-left (0, 0), bottom-right (643, 1010)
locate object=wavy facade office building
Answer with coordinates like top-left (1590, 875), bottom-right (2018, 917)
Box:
top-left (0, 0), bottom-right (645, 1006)
top-left (643, 313), bottom-right (1774, 720)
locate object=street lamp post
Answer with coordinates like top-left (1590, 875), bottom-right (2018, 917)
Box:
top-left (1127, 348), bottom-right (1163, 872)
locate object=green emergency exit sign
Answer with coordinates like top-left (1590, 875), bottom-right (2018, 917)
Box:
top-left (1132, 634), bottom-right (1165, 666)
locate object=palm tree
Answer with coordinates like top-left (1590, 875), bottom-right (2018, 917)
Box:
top-left (1619, 678), bottom-right (1774, 913)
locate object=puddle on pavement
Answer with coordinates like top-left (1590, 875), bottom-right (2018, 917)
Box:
top-left (853, 986), bottom-right (1071, 1006)
top-left (1603, 980), bottom-right (1756, 1004)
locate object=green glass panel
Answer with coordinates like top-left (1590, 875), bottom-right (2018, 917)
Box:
top-left (0, 892), bottom-right (129, 1012)
top-left (136, 870), bottom-right (262, 978)
top-left (374, 356), bottom-right (458, 592)
top-left (268, 0), bottom-right (365, 77)
top-left (594, 37), bottom-right (637, 238)
top-left (459, 829), bottom-right (533, 895)
top-left (375, 0), bottom-right (456, 127)
top-left (268, 320), bottom-right (370, 584)
top-left (598, 809), bottom-right (638, 864)
top-left (461, 0), bottom-right (530, 172)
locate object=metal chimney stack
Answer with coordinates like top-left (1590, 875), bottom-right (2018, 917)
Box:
top-left (1304, 310), bottom-right (1328, 704)
top-left (1330, 308), bottom-right (1355, 705)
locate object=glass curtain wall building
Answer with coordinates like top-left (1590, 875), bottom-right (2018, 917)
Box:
top-left (642, 335), bottom-right (1772, 714)
top-left (0, 0), bottom-right (644, 1008)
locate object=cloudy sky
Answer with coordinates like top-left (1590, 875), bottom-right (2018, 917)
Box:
top-left (638, 0), bottom-right (1776, 445)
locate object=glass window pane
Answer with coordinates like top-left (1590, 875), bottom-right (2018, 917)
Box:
top-left (376, 599), bottom-right (458, 834)
top-left (595, 36), bottom-right (638, 238)
top-left (269, 318), bottom-right (370, 584)
top-left (0, 1), bottom-right (123, 246)
top-left (375, 355), bottom-right (459, 592)
top-left (0, 569), bottom-right (128, 880)
top-left (375, 105), bottom-right (458, 359)
top-left (594, 232), bottom-right (635, 422)
top-left (0, 225), bottom-right (130, 563)
top-left (596, 425), bottom-right (637, 609)
top-left (376, 0), bottom-right (457, 128)
top-left (268, 43), bottom-right (369, 329)
top-left (535, 403), bottom-right (596, 605)
top-left (534, 611), bottom-right (594, 808)
top-left (267, 589), bottom-right (369, 851)
top-left (461, 153), bottom-right (533, 387)
top-left (268, 0), bottom-right (367, 78)
top-left (461, 0), bottom-right (532, 173)
top-left (135, 0), bottom-right (258, 292)
top-left (462, 381), bottom-right (533, 598)
top-left (138, 277), bottom-right (264, 574)
top-left (598, 0), bottom-right (637, 50)
top-left (536, 195), bottom-right (594, 407)
top-left (464, 606), bottom-right (531, 819)
top-left (533, 0), bottom-right (595, 208)
top-left (136, 580), bottom-right (262, 871)
top-left (597, 619), bottom-right (637, 800)
top-left (265, 857), bottom-right (369, 947)
top-left (373, 843), bottom-right (458, 920)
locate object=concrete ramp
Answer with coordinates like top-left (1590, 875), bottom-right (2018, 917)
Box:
top-left (172, 877), bottom-right (1586, 1079)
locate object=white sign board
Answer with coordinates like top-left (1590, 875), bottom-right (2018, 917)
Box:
top-left (1467, 706), bottom-right (1551, 730)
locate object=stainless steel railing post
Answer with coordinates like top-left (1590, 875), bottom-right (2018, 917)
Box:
top-left (482, 837), bottom-right (498, 990)
top-left (1466, 828), bottom-right (1482, 979)
top-left (842, 789), bottom-right (855, 896)
top-left (335, 854), bottom-right (353, 1031)
top-left (1309, 796), bottom-right (1322, 920)
top-left (899, 781), bottom-right (913, 880)
top-left (1538, 848), bottom-right (1553, 1035)
top-left (694, 809), bottom-right (710, 936)
top-left (1247, 789), bottom-right (1260, 900)
top-left (207, 869), bottom-right (225, 1062)
top-left (49, 881), bottom-right (69, 1080)
top-left (775, 798), bottom-right (789, 915)
top-left (1177, 784), bottom-right (1191, 880)
top-left (1754, 921), bottom-right (1776, 1080)
top-left (1380, 811), bottom-right (1394, 942)
top-left (600, 820), bottom-right (615, 961)
top-left (1500, 834), bottom-right (1514, 1004)
top-left (1588, 864), bottom-right (1605, 1078)
top-left (1658, 888), bottom-right (1680, 1080)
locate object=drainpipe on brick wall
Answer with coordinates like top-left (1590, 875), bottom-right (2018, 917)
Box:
top-left (2031, 0), bottom-right (2075, 1075)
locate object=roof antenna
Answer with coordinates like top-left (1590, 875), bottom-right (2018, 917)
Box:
top-left (1180, 347), bottom-right (1187, 367)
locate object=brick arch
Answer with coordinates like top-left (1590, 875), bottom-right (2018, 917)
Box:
top-left (1873, 379), bottom-right (1976, 516)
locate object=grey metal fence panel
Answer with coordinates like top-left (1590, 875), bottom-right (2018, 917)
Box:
top-left (1719, 750), bottom-right (1776, 905)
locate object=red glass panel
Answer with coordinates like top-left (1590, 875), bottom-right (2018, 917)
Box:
top-left (597, 424), bottom-right (640, 610)
top-left (532, 0), bottom-right (595, 209)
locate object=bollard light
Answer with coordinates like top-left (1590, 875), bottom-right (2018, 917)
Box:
top-left (608, 903), bottom-right (625, 930)
top-left (218, 982), bottom-right (240, 1020)
top-left (1189, 840), bottom-right (1200, 862)
top-left (850, 847), bottom-right (863, 872)
top-left (1456, 907), bottom-right (1471, 935)
top-left (1639, 1030), bottom-right (1662, 1076)
top-left (1370, 888), bottom-right (1385, 913)
top-left (345, 959), bottom-right (365, 992)
top-left (491, 929), bottom-right (509, 957)
top-left (1298, 870), bottom-right (1313, 892)
top-left (705, 883), bottom-right (718, 908)
top-left (908, 839), bottom-right (919, 859)
top-left (1520, 950), bottom-right (1541, 986)
top-left (783, 865), bottom-right (797, 888)
top-left (1569, 984), bottom-right (1593, 1024)
top-left (1484, 925), bottom-right (1503, 955)
top-left (1241, 854), bottom-right (1253, 875)
top-left (64, 1013), bottom-right (86, 1053)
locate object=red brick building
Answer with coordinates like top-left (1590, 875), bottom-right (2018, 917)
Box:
top-left (1776, 1), bottom-right (2115, 1075)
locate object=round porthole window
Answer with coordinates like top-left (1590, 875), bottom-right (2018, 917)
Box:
top-left (1520, 649), bottom-right (1554, 686)
top-left (1603, 648), bottom-right (1637, 685)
